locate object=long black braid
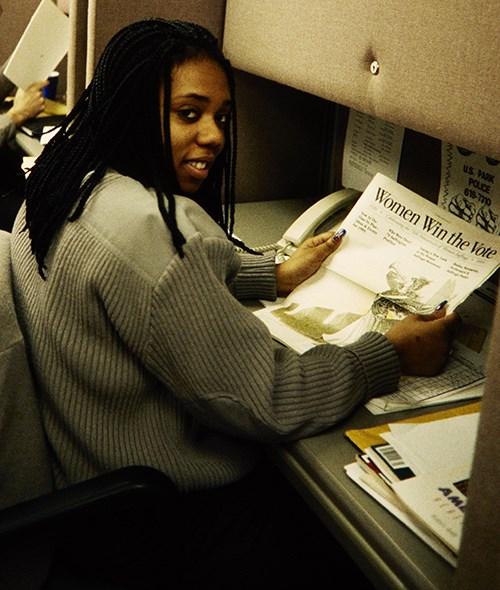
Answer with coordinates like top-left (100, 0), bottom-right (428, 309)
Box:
top-left (24, 19), bottom-right (239, 277)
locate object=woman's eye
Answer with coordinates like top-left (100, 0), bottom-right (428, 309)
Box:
top-left (217, 112), bottom-right (231, 128)
top-left (178, 109), bottom-right (199, 122)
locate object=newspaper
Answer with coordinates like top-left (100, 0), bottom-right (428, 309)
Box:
top-left (255, 173), bottom-right (500, 412)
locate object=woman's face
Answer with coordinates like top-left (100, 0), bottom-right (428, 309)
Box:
top-left (169, 57), bottom-right (231, 194)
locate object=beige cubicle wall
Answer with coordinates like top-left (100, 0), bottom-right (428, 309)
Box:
top-left (223, 0), bottom-right (500, 162)
top-left (66, 0), bottom-right (226, 109)
top-left (0, 0), bottom-right (44, 64)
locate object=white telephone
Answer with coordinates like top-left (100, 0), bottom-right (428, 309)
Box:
top-left (280, 188), bottom-right (360, 246)
top-left (249, 188), bottom-right (361, 261)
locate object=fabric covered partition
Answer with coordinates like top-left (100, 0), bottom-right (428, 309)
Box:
top-left (223, 0), bottom-right (499, 161)
top-left (66, 0), bottom-right (226, 109)
top-left (84, 0), bottom-right (225, 83)
top-left (0, 0), bottom-right (41, 65)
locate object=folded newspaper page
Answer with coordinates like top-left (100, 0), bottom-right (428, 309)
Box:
top-left (255, 173), bottom-right (500, 412)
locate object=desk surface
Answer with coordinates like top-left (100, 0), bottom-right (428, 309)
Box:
top-left (235, 198), bottom-right (462, 590)
top-left (14, 109), bottom-right (66, 158)
top-left (268, 404), bottom-right (463, 590)
top-left (15, 130), bottom-right (43, 157)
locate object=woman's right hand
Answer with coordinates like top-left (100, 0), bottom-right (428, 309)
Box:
top-left (275, 230), bottom-right (345, 297)
top-left (386, 306), bottom-right (461, 376)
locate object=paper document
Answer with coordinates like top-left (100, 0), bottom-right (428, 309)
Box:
top-left (345, 462), bottom-right (457, 566)
top-left (4, 0), bottom-right (70, 90)
top-left (380, 412), bottom-right (480, 476)
top-left (391, 463), bottom-right (469, 555)
top-left (344, 401), bottom-right (481, 451)
top-left (255, 173), bottom-right (500, 412)
top-left (439, 144), bottom-right (499, 236)
top-left (342, 109), bottom-right (404, 192)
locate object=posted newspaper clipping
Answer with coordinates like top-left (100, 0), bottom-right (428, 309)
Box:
top-left (255, 173), bottom-right (500, 413)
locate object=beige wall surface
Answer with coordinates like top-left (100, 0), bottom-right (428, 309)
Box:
top-left (86, 0), bottom-right (226, 80)
top-left (224, 0), bottom-right (500, 161)
top-left (233, 70), bottom-right (333, 202)
top-left (0, 0), bottom-right (41, 65)
top-left (1, 0), bottom-right (226, 105)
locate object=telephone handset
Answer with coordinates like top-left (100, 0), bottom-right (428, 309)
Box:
top-left (281, 188), bottom-right (360, 246)
top-left (266, 188), bottom-right (361, 261)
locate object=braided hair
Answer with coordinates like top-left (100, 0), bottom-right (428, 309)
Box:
top-left (24, 19), bottom-right (238, 277)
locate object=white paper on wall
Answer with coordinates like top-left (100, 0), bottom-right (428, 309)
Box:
top-left (439, 143), bottom-right (500, 236)
top-left (342, 109), bottom-right (404, 192)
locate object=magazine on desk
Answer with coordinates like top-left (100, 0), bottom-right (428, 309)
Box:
top-left (255, 173), bottom-right (500, 413)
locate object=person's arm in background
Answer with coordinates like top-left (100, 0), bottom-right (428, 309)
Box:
top-left (6, 82), bottom-right (47, 126)
top-left (0, 81), bottom-right (47, 147)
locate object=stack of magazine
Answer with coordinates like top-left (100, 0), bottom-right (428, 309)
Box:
top-left (255, 173), bottom-right (499, 414)
top-left (344, 403), bottom-right (481, 566)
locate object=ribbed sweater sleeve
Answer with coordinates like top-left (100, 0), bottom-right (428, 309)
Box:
top-left (143, 235), bottom-right (400, 441)
top-left (0, 67), bottom-right (15, 102)
top-left (231, 251), bottom-right (277, 301)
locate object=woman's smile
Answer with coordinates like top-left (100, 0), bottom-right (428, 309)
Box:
top-left (184, 158), bottom-right (212, 180)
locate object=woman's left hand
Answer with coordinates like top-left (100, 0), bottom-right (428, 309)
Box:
top-left (275, 230), bottom-right (345, 296)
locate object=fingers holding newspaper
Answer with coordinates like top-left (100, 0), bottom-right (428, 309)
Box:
top-left (275, 229), bottom-right (346, 296)
top-left (386, 303), bottom-right (462, 376)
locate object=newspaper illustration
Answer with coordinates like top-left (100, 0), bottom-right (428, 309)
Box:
top-left (255, 173), bottom-right (500, 412)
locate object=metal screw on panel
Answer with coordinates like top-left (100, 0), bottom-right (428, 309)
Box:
top-left (370, 60), bottom-right (380, 75)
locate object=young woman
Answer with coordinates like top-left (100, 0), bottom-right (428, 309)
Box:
top-left (10, 19), bottom-right (458, 588)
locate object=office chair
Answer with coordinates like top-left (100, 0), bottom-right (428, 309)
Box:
top-left (0, 465), bottom-right (180, 590)
top-left (0, 230), bottom-right (181, 589)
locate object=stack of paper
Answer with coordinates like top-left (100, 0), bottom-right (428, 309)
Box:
top-left (344, 404), bottom-right (481, 565)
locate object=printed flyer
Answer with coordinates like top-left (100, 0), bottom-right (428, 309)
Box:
top-left (439, 144), bottom-right (499, 236)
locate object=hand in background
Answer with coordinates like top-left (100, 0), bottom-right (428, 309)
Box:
top-left (8, 81), bottom-right (48, 126)
top-left (275, 229), bottom-right (345, 296)
top-left (386, 306), bottom-right (461, 376)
